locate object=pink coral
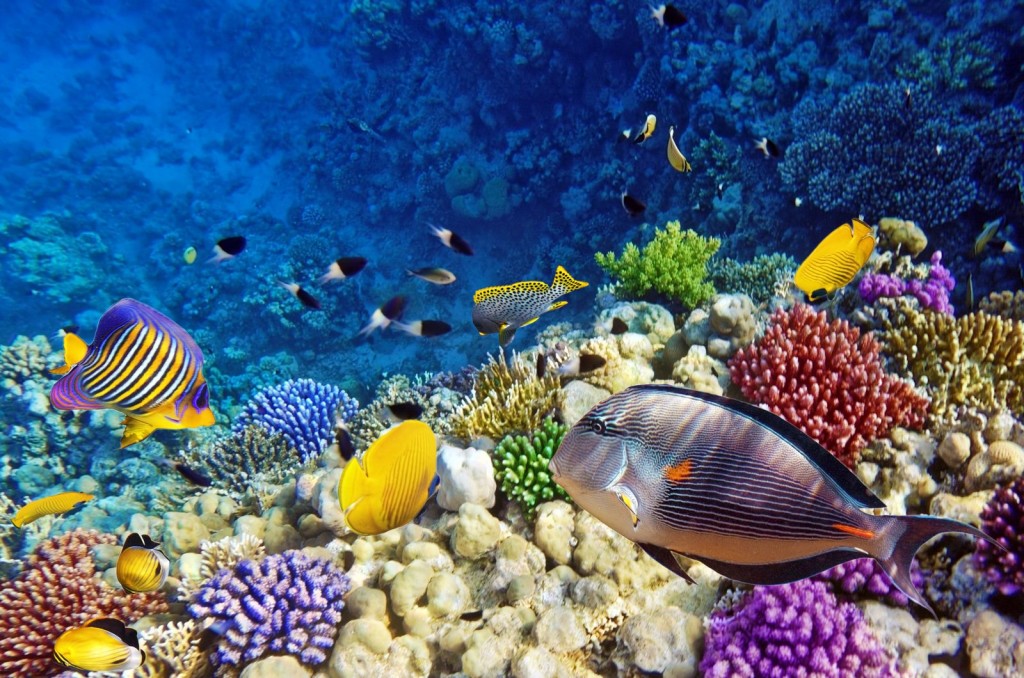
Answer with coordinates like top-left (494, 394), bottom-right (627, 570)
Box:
top-left (728, 305), bottom-right (928, 467)
top-left (0, 529), bottom-right (168, 677)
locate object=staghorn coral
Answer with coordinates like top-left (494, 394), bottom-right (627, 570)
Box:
top-left (0, 335), bottom-right (58, 383)
top-left (494, 417), bottom-right (570, 520)
top-left (979, 290), bottom-right (1024, 323)
top-left (881, 308), bottom-right (1024, 423)
top-left (973, 477), bottom-right (1024, 596)
top-left (119, 619), bottom-right (209, 678)
top-left (451, 352), bottom-right (562, 442)
top-left (729, 304), bottom-right (928, 467)
top-left (595, 220), bottom-right (720, 308)
top-left (0, 529), bottom-right (168, 677)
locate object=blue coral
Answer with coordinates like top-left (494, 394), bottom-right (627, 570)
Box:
top-left (234, 378), bottom-right (359, 462)
top-left (187, 550), bottom-right (350, 667)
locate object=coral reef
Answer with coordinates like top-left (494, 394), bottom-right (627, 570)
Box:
top-left (979, 289), bottom-right (1024, 323)
top-left (595, 220), bottom-right (720, 308)
top-left (973, 477), bottom-right (1024, 596)
top-left (876, 217), bottom-right (928, 257)
top-left (576, 335), bottom-right (654, 394)
top-left (815, 558), bottom-right (923, 607)
top-left (859, 251), bottom-right (955, 314)
top-left (700, 580), bottom-right (900, 677)
top-left (346, 373), bottom-right (463, 451)
top-left (188, 549), bottom-right (350, 668)
top-left (729, 304), bottom-right (928, 467)
top-left (0, 529), bottom-right (167, 677)
top-left (180, 424), bottom-right (303, 502)
top-left (707, 253), bottom-right (796, 307)
top-left (493, 417), bottom-right (570, 521)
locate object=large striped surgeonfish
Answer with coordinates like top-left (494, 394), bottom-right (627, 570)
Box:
top-left (49, 298), bottom-right (215, 448)
top-left (793, 218), bottom-right (876, 303)
top-left (550, 385), bottom-right (999, 614)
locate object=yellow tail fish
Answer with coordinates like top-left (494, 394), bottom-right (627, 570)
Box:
top-left (54, 618), bottom-right (146, 672)
top-left (116, 533), bottom-right (170, 594)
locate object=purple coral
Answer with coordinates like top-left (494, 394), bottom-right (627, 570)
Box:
top-left (974, 477), bottom-right (1024, 595)
top-left (700, 580), bottom-right (900, 678)
top-left (858, 251), bottom-right (955, 314)
top-left (234, 378), bottom-right (358, 462)
top-left (188, 550), bottom-right (350, 667)
top-left (814, 558), bottom-right (923, 607)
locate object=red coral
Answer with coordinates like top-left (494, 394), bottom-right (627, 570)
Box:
top-left (0, 529), bottom-right (168, 677)
top-left (728, 304), bottom-right (928, 467)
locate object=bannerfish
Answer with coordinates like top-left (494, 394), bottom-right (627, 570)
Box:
top-left (551, 385), bottom-right (998, 613)
top-left (667, 126), bottom-right (691, 172)
top-left (388, 401), bottom-right (424, 420)
top-left (358, 295), bottom-right (408, 336)
top-left (633, 114), bottom-right (657, 144)
top-left (472, 266), bottom-right (589, 347)
top-left (183, 246), bottom-right (197, 265)
top-left (651, 4), bottom-right (687, 28)
top-left (279, 281), bottom-right (321, 310)
top-left (393, 319), bottom-right (453, 337)
top-left (49, 298), bottom-right (215, 448)
top-left (621, 191), bottom-right (646, 216)
top-left (338, 420), bottom-right (438, 535)
top-left (407, 267), bottom-right (457, 285)
top-left (208, 236), bottom-right (246, 263)
top-left (53, 618), bottom-right (146, 672)
top-left (319, 257), bottom-right (367, 284)
top-left (12, 491), bottom-right (94, 528)
top-left (556, 353), bottom-right (607, 378)
top-left (429, 224), bottom-right (474, 256)
top-left (754, 137), bottom-right (781, 158)
top-left (116, 533), bottom-right (170, 594)
top-left (793, 218), bottom-right (876, 303)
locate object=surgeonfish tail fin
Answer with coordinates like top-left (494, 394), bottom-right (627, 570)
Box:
top-left (880, 515), bottom-right (1000, 616)
top-left (51, 333), bottom-right (88, 374)
top-left (551, 265), bottom-right (589, 294)
top-left (121, 417), bottom-right (156, 448)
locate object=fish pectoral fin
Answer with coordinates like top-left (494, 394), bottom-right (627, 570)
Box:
top-left (120, 417), bottom-right (156, 448)
top-left (545, 300), bottom-right (569, 313)
top-left (498, 325), bottom-right (517, 346)
top-left (49, 364), bottom-right (73, 375)
top-left (520, 316), bottom-right (541, 327)
top-left (640, 544), bottom-right (696, 584)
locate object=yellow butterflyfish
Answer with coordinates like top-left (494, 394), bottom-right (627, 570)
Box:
top-left (794, 219), bottom-right (876, 303)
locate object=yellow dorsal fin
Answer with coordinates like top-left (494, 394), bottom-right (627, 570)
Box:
top-left (120, 417), bottom-right (156, 448)
top-left (551, 266), bottom-right (589, 294)
top-left (51, 333), bottom-right (88, 375)
top-left (473, 284), bottom-right (511, 303)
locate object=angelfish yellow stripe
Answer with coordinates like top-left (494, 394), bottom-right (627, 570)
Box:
top-left (12, 491), bottom-right (95, 528)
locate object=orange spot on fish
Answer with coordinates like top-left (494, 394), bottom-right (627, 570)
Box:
top-left (664, 459), bottom-right (692, 484)
top-left (832, 523), bottom-right (875, 540)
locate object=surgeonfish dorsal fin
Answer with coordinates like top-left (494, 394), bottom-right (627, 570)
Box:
top-left (551, 266), bottom-right (589, 294)
top-left (51, 333), bottom-right (88, 374)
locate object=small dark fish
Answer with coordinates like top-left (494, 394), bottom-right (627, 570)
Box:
top-left (336, 427), bottom-right (356, 461)
top-left (903, 86), bottom-right (912, 110)
top-left (279, 282), bottom-right (321, 310)
top-left (389, 401), bottom-right (424, 421)
top-left (359, 295), bottom-right (408, 336)
top-left (160, 459), bottom-right (212, 487)
top-left (651, 4), bottom-right (687, 29)
top-left (754, 137), bottom-right (781, 159)
top-left (966, 273), bottom-right (975, 313)
top-left (557, 353), bottom-right (607, 378)
top-left (632, 114), bottom-right (656, 144)
top-left (621, 191), bottom-right (646, 216)
top-left (209, 236), bottom-right (246, 263)
top-left (536, 353), bottom-right (547, 379)
top-left (60, 410), bottom-right (75, 422)
top-left (460, 609), bottom-right (484, 621)
top-left (61, 324), bottom-right (79, 336)
top-left (393, 320), bottom-right (453, 337)
top-left (611, 317), bottom-right (628, 335)
top-left (320, 257), bottom-right (367, 284)
top-left (716, 182), bottom-right (725, 199)
top-left (429, 224), bottom-right (473, 256)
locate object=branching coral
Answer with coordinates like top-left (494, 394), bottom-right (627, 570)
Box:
top-left (728, 304), bottom-right (928, 467)
top-left (451, 352), bottom-right (562, 442)
top-left (973, 477), bottom-right (1024, 596)
top-left (979, 290), bottom-right (1024, 323)
top-left (595, 220), bottom-right (720, 308)
top-left (178, 533), bottom-right (267, 601)
top-left (494, 417), bottom-right (570, 520)
top-left (859, 251), bottom-right (955, 314)
top-left (0, 335), bottom-right (57, 383)
top-left (0, 529), bottom-right (168, 677)
top-left (708, 253), bottom-right (796, 307)
top-left (126, 619), bottom-right (209, 678)
top-left (347, 372), bottom-right (463, 450)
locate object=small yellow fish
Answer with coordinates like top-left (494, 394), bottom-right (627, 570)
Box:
top-left (338, 420), bottom-right (438, 536)
top-left (183, 246), bottom-right (197, 264)
top-left (667, 126), bottom-right (691, 172)
top-left (633, 114), bottom-right (657, 144)
top-left (407, 267), bottom-right (457, 285)
top-left (794, 219), bottom-right (876, 303)
top-left (116, 533), bottom-right (170, 594)
top-left (54, 618), bottom-right (146, 672)
top-left (974, 217), bottom-right (1003, 257)
top-left (12, 491), bottom-right (94, 528)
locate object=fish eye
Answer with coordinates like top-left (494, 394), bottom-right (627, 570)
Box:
top-left (589, 418), bottom-right (607, 435)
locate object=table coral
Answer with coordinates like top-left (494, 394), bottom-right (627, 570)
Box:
top-left (494, 417), bottom-right (570, 521)
top-left (0, 529), bottom-right (167, 677)
top-left (595, 220), bottom-right (720, 309)
top-left (728, 304), bottom-right (928, 467)
top-left (973, 477), bottom-right (1024, 596)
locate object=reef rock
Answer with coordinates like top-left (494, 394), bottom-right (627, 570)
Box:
top-left (436, 445), bottom-right (497, 511)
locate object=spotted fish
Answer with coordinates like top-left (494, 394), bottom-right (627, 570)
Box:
top-left (550, 385), bottom-right (998, 613)
top-left (793, 219), bottom-right (876, 303)
top-left (472, 266), bottom-right (588, 347)
top-left (49, 298), bottom-right (215, 448)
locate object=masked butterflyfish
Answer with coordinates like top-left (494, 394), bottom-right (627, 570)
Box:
top-left (754, 136), bottom-right (781, 158)
top-left (632, 114), bottom-right (656, 144)
top-left (116, 533), bottom-right (170, 594)
top-left (320, 256), bottom-right (368, 284)
top-left (208, 235), bottom-right (246, 263)
top-left (12, 490), bottom-right (94, 528)
top-left (429, 223), bottom-right (474, 255)
top-left (667, 126), bottom-right (691, 173)
top-left (393, 319), bottom-right (453, 337)
top-left (620, 191), bottom-right (646, 216)
top-left (793, 218), bottom-right (876, 303)
top-left (48, 298), bottom-right (215, 448)
top-left (54, 618), bottom-right (146, 672)
top-left (472, 266), bottom-right (589, 347)
top-left (338, 420), bottom-right (438, 535)
top-left (358, 295), bottom-right (408, 336)
top-left (551, 385), bottom-right (1000, 614)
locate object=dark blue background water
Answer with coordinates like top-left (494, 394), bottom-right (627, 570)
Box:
top-left (2, 0), bottom-right (1021, 406)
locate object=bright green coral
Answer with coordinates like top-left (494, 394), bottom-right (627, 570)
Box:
top-left (595, 220), bottom-right (720, 308)
top-left (494, 417), bottom-right (570, 520)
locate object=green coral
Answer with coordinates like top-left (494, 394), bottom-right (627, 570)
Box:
top-left (494, 417), bottom-right (570, 520)
top-left (688, 132), bottom-right (742, 209)
top-left (595, 220), bottom-right (720, 308)
top-left (708, 253), bottom-right (796, 306)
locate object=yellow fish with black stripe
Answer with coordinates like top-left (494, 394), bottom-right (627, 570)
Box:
top-left (11, 491), bottom-right (94, 528)
top-left (53, 618), bottom-right (146, 672)
top-left (338, 420), bottom-right (438, 536)
top-left (116, 533), bottom-right (170, 594)
top-left (49, 298), bottom-right (215, 448)
top-left (472, 265), bottom-right (589, 346)
top-left (794, 219), bottom-right (876, 303)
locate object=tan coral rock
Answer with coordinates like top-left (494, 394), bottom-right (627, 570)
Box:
top-left (389, 559), bottom-right (434, 617)
top-left (535, 606), bottom-right (587, 653)
top-left (427, 571), bottom-right (471, 618)
top-left (930, 491), bottom-right (992, 528)
top-left (346, 586), bottom-right (388, 620)
top-left (965, 440), bottom-right (1024, 492)
top-left (239, 655), bottom-right (312, 677)
top-left (311, 467), bottom-right (347, 537)
top-left (966, 610), bottom-right (1024, 678)
top-left (671, 345), bottom-right (728, 395)
top-left (878, 217), bottom-right (928, 256)
top-left (161, 512), bottom-right (210, 559)
top-left (936, 432), bottom-right (971, 469)
top-left (612, 607), bottom-right (699, 675)
top-left (560, 380), bottom-right (611, 427)
top-left (534, 500), bottom-right (576, 566)
top-left (707, 293), bottom-right (756, 359)
top-left (451, 502), bottom-right (502, 560)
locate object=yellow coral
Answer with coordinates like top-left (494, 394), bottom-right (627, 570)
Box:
top-left (451, 352), bottom-right (562, 441)
top-left (878, 217), bottom-right (927, 256)
top-left (0, 335), bottom-right (57, 383)
top-left (979, 290), bottom-right (1024, 323)
top-left (115, 619), bottom-right (209, 678)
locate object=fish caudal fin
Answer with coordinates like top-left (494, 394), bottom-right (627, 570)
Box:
top-left (551, 266), bottom-right (589, 294)
top-left (120, 417), bottom-right (156, 448)
top-left (51, 333), bottom-right (88, 375)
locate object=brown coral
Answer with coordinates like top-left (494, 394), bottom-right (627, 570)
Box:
top-left (979, 290), bottom-right (1024, 323)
